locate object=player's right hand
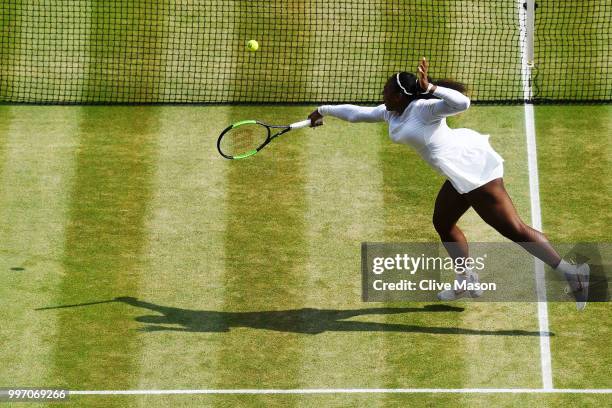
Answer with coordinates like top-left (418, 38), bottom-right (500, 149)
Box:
top-left (308, 109), bottom-right (324, 127)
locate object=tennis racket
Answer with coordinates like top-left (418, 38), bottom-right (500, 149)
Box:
top-left (217, 119), bottom-right (313, 160)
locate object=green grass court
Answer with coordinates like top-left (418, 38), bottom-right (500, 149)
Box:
top-left (0, 0), bottom-right (610, 406)
top-left (0, 104), bottom-right (610, 407)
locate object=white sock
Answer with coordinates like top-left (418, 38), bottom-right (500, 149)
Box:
top-left (459, 267), bottom-right (477, 276)
top-left (453, 267), bottom-right (474, 287)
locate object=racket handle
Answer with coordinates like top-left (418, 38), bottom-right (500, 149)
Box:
top-left (290, 119), bottom-right (312, 129)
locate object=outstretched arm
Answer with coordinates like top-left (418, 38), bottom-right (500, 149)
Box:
top-left (309, 104), bottom-right (387, 125)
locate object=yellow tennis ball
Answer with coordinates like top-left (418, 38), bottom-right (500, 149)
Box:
top-left (246, 40), bottom-right (259, 52)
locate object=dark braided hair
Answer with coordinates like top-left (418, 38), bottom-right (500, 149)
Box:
top-left (391, 72), bottom-right (467, 101)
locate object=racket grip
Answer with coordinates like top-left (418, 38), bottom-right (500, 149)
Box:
top-left (290, 119), bottom-right (312, 129)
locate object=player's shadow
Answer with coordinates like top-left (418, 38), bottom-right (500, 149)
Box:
top-left (114, 297), bottom-right (549, 336)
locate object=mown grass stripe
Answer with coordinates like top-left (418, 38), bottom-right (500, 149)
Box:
top-left (49, 1), bottom-right (165, 393)
top-left (537, 106), bottom-right (612, 389)
top-left (372, 7), bottom-right (477, 394)
top-left (0, 106), bottom-right (11, 165)
top-left (51, 107), bottom-right (158, 391)
top-left (377, 122), bottom-right (471, 390)
top-left (299, 117), bottom-right (387, 403)
top-left (0, 107), bottom-right (78, 387)
top-left (132, 107), bottom-right (231, 394)
top-left (535, 106), bottom-right (611, 241)
top-left (214, 3), bottom-right (312, 403)
top-left (449, 106), bottom-right (542, 388)
top-left (216, 106), bottom-right (308, 404)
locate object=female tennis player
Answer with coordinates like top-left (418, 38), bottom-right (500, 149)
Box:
top-left (308, 57), bottom-right (590, 309)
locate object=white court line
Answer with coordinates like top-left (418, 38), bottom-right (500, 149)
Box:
top-left (518, 0), bottom-right (554, 390)
top-left (525, 103), bottom-right (553, 390)
top-left (69, 388), bottom-right (612, 395)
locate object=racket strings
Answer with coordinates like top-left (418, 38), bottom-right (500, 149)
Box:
top-left (220, 124), bottom-right (268, 157)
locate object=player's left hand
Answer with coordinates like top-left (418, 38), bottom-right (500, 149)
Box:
top-left (417, 57), bottom-right (430, 92)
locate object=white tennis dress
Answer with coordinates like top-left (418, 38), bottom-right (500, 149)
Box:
top-left (318, 86), bottom-right (504, 194)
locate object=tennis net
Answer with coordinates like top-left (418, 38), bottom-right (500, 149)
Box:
top-left (0, 0), bottom-right (609, 104)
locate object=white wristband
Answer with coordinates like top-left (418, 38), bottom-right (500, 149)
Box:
top-left (423, 83), bottom-right (434, 94)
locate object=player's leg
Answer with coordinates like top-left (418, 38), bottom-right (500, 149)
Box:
top-left (433, 180), bottom-right (481, 300)
top-left (466, 178), bottom-right (589, 308)
top-left (432, 180), bottom-right (471, 261)
top-left (465, 178), bottom-right (560, 266)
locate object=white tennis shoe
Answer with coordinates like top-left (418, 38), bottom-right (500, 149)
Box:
top-left (437, 271), bottom-right (483, 301)
top-left (564, 263), bottom-right (590, 311)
